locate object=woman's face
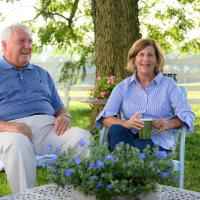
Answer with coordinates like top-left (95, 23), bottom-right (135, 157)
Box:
top-left (135, 45), bottom-right (157, 75)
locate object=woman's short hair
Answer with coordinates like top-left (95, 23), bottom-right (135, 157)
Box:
top-left (127, 38), bottom-right (164, 74)
top-left (1, 23), bottom-right (32, 42)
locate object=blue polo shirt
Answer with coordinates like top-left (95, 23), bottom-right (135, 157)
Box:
top-left (0, 56), bottom-right (64, 121)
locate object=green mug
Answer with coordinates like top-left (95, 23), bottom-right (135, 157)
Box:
top-left (138, 118), bottom-right (153, 139)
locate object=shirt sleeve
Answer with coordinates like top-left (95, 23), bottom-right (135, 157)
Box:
top-left (95, 83), bottom-right (124, 129)
top-left (46, 72), bottom-right (64, 111)
top-left (170, 85), bottom-right (195, 132)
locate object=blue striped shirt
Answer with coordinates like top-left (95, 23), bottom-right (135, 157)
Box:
top-left (0, 56), bottom-right (64, 121)
top-left (96, 73), bottom-right (194, 149)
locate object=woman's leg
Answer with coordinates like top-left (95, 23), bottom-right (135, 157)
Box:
top-left (132, 138), bottom-right (171, 153)
top-left (108, 124), bottom-right (137, 152)
top-left (108, 124), bottom-right (170, 153)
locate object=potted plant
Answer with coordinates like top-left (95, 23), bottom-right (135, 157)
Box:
top-left (46, 141), bottom-right (176, 200)
top-left (90, 76), bottom-right (121, 100)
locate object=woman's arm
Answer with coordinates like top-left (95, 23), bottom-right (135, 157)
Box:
top-left (102, 112), bottom-right (144, 130)
top-left (153, 117), bottom-right (184, 133)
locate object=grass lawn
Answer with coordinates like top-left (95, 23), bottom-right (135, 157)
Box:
top-left (0, 103), bottom-right (200, 197)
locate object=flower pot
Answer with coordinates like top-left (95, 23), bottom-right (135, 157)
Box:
top-left (72, 189), bottom-right (158, 200)
top-left (113, 191), bottom-right (158, 200)
top-left (71, 188), bottom-right (96, 200)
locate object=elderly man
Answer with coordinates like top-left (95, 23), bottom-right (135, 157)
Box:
top-left (0, 24), bottom-right (91, 193)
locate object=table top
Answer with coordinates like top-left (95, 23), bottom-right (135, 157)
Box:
top-left (80, 98), bottom-right (107, 105)
top-left (1, 184), bottom-right (200, 200)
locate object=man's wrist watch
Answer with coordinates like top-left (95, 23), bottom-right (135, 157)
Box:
top-left (62, 113), bottom-right (71, 119)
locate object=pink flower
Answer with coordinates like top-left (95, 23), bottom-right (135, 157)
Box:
top-left (97, 76), bottom-right (101, 81)
top-left (107, 76), bottom-right (116, 84)
top-left (100, 91), bottom-right (107, 98)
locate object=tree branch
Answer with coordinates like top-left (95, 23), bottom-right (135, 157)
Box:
top-left (33, 0), bottom-right (52, 20)
top-left (68, 0), bottom-right (79, 28)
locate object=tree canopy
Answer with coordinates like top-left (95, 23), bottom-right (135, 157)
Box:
top-left (1, 0), bottom-right (200, 80)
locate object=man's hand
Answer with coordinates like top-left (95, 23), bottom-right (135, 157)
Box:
top-left (4, 122), bottom-right (32, 140)
top-left (54, 114), bottom-right (71, 135)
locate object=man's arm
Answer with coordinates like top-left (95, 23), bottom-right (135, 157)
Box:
top-left (0, 120), bottom-right (32, 140)
top-left (54, 108), bottom-right (71, 135)
top-left (55, 108), bottom-right (71, 118)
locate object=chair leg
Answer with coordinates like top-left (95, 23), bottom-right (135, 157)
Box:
top-left (99, 126), bottom-right (108, 145)
top-left (179, 127), bottom-right (186, 189)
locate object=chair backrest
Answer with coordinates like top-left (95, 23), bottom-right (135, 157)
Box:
top-left (173, 86), bottom-right (188, 149)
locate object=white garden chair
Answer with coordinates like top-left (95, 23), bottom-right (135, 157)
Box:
top-left (99, 86), bottom-right (188, 189)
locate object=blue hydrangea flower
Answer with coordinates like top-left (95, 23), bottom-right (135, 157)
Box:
top-left (89, 162), bottom-right (96, 169)
top-left (156, 150), bottom-right (168, 159)
top-left (139, 153), bottom-right (146, 160)
top-left (97, 180), bottom-right (102, 188)
top-left (65, 168), bottom-right (72, 177)
top-left (51, 154), bottom-right (58, 161)
top-left (105, 155), bottom-right (116, 163)
top-left (173, 175), bottom-right (179, 180)
top-left (161, 171), bottom-right (168, 178)
top-left (96, 160), bottom-right (104, 168)
top-left (79, 140), bottom-right (86, 147)
top-left (74, 157), bottom-right (82, 165)
top-left (107, 184), bottom-right (113, 190)
top-left (55, 146), bottom-right (62, 153)
top-left (47, 144), bottom-right (52, 151)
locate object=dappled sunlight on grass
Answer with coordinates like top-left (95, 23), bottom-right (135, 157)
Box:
top-left (69, 102), bottom-right (92, 130)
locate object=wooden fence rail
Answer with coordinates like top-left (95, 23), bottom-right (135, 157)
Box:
top-left (59, 73), bottom-right (200, 106)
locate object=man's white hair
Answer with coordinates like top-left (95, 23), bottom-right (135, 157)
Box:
top-left (1, 23), bottom-right (32, 42)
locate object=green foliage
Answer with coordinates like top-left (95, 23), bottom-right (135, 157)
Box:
top-left (59, 61), bottom-right (85, 84)
top-left (48, 143), bottom-right (176, 200)
top-left (3, 0), bottom-right (199, 82)
top-left (139, 0), bottom-right (200, 54)
top-left (30, 0), bottom-right (94, 83)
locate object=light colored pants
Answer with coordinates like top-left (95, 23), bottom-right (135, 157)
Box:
top-left (0, 115), bottom-right (91, 194)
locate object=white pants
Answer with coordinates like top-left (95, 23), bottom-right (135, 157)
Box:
top-left (0, 115), bottom-right (91, 194)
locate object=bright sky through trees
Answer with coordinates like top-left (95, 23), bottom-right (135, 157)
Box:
top-left (0, 0), bottom-right (35, 33)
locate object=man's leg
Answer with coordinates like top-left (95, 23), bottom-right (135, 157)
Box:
top-left (0, 133), bottom-right (36, 193)
top-left (25, 115), bottom-right (91, 157)
top-left (40, 127), bottom-right (91, 157)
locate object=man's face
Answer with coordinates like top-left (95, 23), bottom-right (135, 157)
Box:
top-left (2, 28), bottom-right (32, 68)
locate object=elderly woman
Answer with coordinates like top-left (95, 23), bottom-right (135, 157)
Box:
top-left (96, 38), bottom-right (194, 152)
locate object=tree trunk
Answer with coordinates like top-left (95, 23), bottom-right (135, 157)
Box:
top-left (95, 0), bottom-right (141, 78)
top-left (90, 0), bottom-right (141, 129)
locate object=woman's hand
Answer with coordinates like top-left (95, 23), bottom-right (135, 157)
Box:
top-left (153, 118), bottom-right (170, 133)
top-left (125, 112), bottom-right (144, 130)
top-left (153, 117), bottom-right (184, 133)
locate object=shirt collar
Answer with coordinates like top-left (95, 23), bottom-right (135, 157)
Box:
top-left (128, 72), bottom-right (163, 85)
top-left (0, 56), bottom-right (33, 70)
